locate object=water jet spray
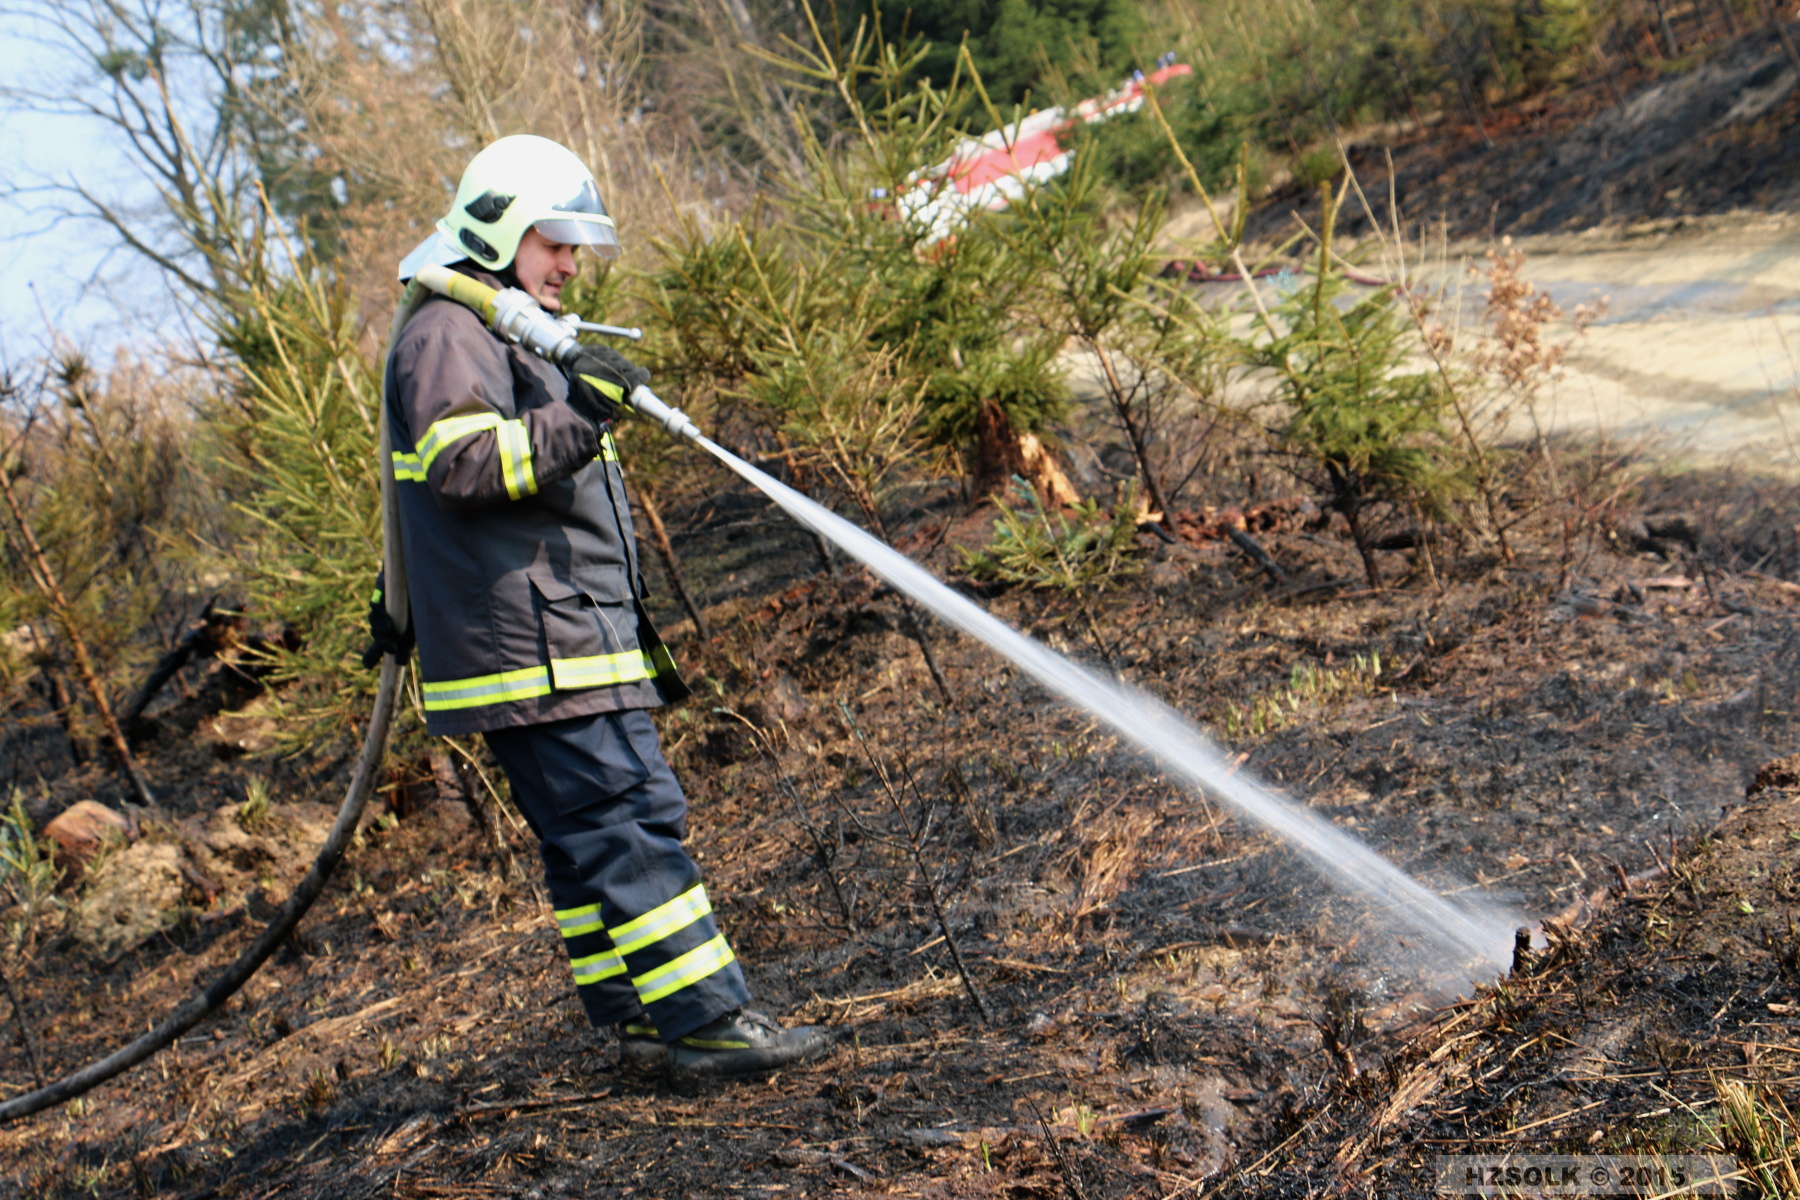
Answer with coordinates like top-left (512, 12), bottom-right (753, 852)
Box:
top-left (415, 265), bottom-right (1523, 979)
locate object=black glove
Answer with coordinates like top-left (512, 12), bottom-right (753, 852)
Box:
top-left (565, 345), bottom-right (651, 431)
top-left (361, 575), bottom-right (415, 670)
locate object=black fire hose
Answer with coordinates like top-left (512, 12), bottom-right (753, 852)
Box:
top-left (0, 655), bottom-right (402, 1123)
top-left (0, 278), bottom-right (430, 1126)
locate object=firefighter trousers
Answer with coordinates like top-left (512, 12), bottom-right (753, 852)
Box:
top-left (486, 708), bottom-right (751, 1041)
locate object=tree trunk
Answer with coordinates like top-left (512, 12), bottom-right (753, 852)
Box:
top-left (0, 466), bottom-right (154, 805)
top-left (1345, 505), bottom-right (1382, 588)
top-left (1088, 341), bottom-right (1175, 528)
top-left (637, 490), bottom-right (712, 642)
top-left (42, 664), bottom-right (89, 767)
top-left (1716, 0), bottom-right (1742, 38)
top-left (839, 476), bottom-right (956, 710)
top-left (972, 400), bottom-right (1081, 509)
top-left (897, 600), bottom-right (955, 708)
top-left (772, 430), bottom-right (838, 577)
top-left (1761, 0), bottom-right (1800, 76)
top-left (26, 624), bottom-right (90, 766)
top-left (1437, 6), bottom-right (1495, 147)
top-left (1649, 0), bottom-right (1682, 56)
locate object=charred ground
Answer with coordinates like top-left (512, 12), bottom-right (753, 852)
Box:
top-left (1237, 21), bottom-right (1800, 244)
top-left (1, 445), bottom-right (1797, 1198)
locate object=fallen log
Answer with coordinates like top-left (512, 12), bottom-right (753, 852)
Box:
top-left (1228, 528), bottom-right (1287, 583)
top-left (121, 601), bottom-right (244, 730)
top-left (1160, 258), bottom-right (1390, 287)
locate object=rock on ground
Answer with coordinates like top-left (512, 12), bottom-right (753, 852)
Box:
top-left (43, 800), bottom-right (137, 871)
top-left (69, 841), bottom-right (185, 956)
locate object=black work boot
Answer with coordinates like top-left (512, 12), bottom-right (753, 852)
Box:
top-left (616, 1017), bottom-right (665, 1073)
top-left (668, 1009), bottom-right (829, 1085)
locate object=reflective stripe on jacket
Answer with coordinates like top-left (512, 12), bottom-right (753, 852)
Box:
top-left (384, 270), bottom-right (688, 736)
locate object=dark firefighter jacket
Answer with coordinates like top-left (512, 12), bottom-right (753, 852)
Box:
top-left (384, 268), bottom-right (688, 737)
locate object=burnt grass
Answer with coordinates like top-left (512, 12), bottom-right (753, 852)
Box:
top-left (3, 456), bottom-right (1800, 1198)
top-left (1237, 21), bottom-right (1800, 244)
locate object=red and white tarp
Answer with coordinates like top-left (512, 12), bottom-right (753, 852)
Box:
top-left (896, 62), bottom-right (1193, 245)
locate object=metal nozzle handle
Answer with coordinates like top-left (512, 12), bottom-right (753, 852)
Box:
top-left (569, 319), bottom-right (644, 341)
top-left (628, 385), bottom-right (702, 443)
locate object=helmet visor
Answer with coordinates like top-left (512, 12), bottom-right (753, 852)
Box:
top-left (533, 216), bottom-right (622, 257)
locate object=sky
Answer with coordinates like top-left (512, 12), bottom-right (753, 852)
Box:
top-left (0, 12), bottom-right (188, 366)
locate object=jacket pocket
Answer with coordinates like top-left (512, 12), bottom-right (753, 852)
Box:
top-left (570, 562), bottom-right (634, 603)
top-left (527, 567), bottom-right (651, 693)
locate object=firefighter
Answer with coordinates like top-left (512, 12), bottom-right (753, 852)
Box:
top-left (374, 134), bottom-right (827, 1083)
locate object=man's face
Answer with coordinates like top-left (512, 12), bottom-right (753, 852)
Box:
top-left (512, 226), bottom-right (578, 311)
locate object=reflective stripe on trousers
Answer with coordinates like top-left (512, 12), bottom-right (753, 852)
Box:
top-left (554, 885), bottom-right (737, 1005)
top-left (484, 709), bottom-right (750, 1039)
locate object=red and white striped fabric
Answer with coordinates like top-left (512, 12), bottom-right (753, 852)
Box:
top-left (896, 62), bottom-right (1193, 245)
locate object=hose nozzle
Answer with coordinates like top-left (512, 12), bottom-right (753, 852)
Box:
top-left (626, 385), bottom-right (703, 443)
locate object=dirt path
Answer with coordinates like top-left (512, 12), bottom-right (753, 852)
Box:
top-left (1149, 209), bottom-right (1800, 469)
top-left (1508, 214), bottom-right (1800, 465)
